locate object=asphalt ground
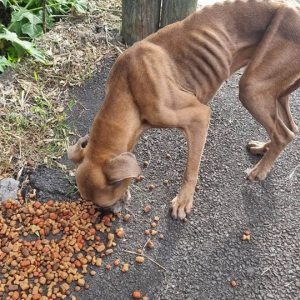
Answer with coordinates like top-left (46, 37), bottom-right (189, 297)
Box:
top-left (53, 58), bottom-right (300, 300)
top-left (3, 54), bottom-right (300, 300)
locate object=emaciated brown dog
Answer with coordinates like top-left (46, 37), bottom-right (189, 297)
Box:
top-left (68, 0), bottom-right (300, 219)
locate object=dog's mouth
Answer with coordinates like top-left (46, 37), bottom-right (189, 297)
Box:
top-left (94, 188), bottom-right (131, 213)
top-left (111, 188), bottom-right (131, 213)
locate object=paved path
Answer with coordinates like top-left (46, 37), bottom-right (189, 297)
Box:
top-left (67, 58), bottom-right (300, 300)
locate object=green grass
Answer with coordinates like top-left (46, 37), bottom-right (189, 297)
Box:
top-left (0, 95), bottom-right (71, 173)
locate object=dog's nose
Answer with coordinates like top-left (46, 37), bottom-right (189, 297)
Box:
top-left (93, 189), bottom-right (132, 213)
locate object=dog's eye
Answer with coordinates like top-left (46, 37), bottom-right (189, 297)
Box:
top-left (110, 181), bottom-right (122, 188)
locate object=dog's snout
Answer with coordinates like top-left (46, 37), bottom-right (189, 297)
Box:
top-left (89, 188), bottom-right (131, 213)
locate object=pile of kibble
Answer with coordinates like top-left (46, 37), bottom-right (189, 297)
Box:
top-left (0, 194), bottom-right (124, 300)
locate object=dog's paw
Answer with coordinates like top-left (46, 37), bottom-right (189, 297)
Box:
top-left (247, 140), bottom-right (269, 155)
top-left (171, 196), bottom-right (193, 219)
top-left (247, 166), bottom-right (268, 181)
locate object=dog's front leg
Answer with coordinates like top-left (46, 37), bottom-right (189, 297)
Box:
top-left (170, 102), bottom-right (211, 219)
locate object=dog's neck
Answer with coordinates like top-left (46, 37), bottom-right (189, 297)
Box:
top-left (86, 95), bottom-right (144, 161)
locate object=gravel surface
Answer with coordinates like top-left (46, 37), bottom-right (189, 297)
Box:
top-left (14, 57), bottom-right (300, 300)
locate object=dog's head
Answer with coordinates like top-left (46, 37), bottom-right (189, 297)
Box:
top-left (67, 136), bottom-right (141, 212)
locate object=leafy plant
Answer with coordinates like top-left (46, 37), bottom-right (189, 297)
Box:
top-left (0, 0), bottom-right (87, 72)
top-left (0, 26), bottom-right (46, 62)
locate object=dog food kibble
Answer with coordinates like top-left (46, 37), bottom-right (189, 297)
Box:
top-left (143, 161), bottom-right (149, 166)
top-left (114, 259), bottom-right (120, 266)
top-left (105, 249), bottom-right (114, 256)
top-left (133, 291), bottom-right (142, 299)
top-left (107, 232), bottom-right (115, 247)
top-left (122, 263), bottom-right (129, 272)
top-left (136, 249), bottom-right (142, 254)
top-left (96, 258), bottom-right (102, 266)
top-left (147, 240), bottom-right (154, 249)
top-left (163, 179), bottom-right (169, 184)
top-left (151, 230), bottom-right (158, 236)
top-left (242, 234), bottom-right (251, 241)
top-left (123, 214), bottom-right (131, 221)
top-left (105, 264), bottom-right (112, 270)
top-left (153, 216), bottom-right (160, 221)
top-left (144, 229), bottom-right (150, 235)
top-left (75, 286), bottom-right (81, 292)
top-left (149, 184), bottom-right (155, 189)
top-left (195, 185), bottom-right (200, 190)
top-left (0, 198), bottom-right (127, 299)
top-left (166, 153), bottom-right (171, 158)
top-left (183, 217), bottom-right (188, 222)
top-left (151, 222), bottom-right (157, 228)
top-left (244, 230), bottom-right (251, 235)
top-left (12, 291), bottom-right (19, 300)
top-left (143, 205), bottom-right (152, 213)
top-left (115, 227), bottom-right (124, 238)
top-left (231, 280), bottom-right (237, 287)
top-left (78, 279), bottom-right (85, 287)
top-left (135, 176), bottom-right (141, 182)
top-left (135, 256), bottom-right (145, 263)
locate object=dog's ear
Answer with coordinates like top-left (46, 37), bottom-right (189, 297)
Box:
top-left (67, 135), bottom-right (89, 166)
top-left (105, 152), bottom-right (141, 184)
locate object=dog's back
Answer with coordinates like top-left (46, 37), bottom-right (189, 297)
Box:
top-left (139, 0), bottom-right (300, 101)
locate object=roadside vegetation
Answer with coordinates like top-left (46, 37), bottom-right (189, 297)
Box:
top-left (0, 0), bottom-right (87, 72)
top-left (0, 0), bottom-right (123, 178)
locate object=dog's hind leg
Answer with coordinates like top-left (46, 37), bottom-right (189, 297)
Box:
top-left (247, 140), bottom-right (271, 155)
top-left (240, 91), bottom-right (296, 181)
top-left (247, 95), bottom-right (298, 155)
top-left (277, 95), bottom-right (298, 134)
top-left (238, 7), bottom-right (300, 181)
top-left (239, 77), bottom-right (299, 181)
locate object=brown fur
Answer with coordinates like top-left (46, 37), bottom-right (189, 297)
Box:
top-left (68, 0), bottom-right (300, 219)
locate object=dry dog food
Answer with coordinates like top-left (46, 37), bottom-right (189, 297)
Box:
top-left (132, 291), bottom-right (142, 299)
top-left (123, 214), bottom-right (131, 221)
top-left (231, 280), bottom-right (237, 287)
top-left (143, 205), bottom-right (151, 213)
top-left (135, 256), bottom-right (145, 263)
top-left (0, 197), bottom-right (121, 299)
top-left (147, 240), bottom-right (154, 249)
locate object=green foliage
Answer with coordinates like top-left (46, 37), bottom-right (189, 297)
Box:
top-left (0, 27), bottom-right (46, 62)
top-left (0, 55), bottom-right (11, 72)
top-left (0, 0), bottom-right (87, 72)
top-left (0, 0), bottom-right (7, 7)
